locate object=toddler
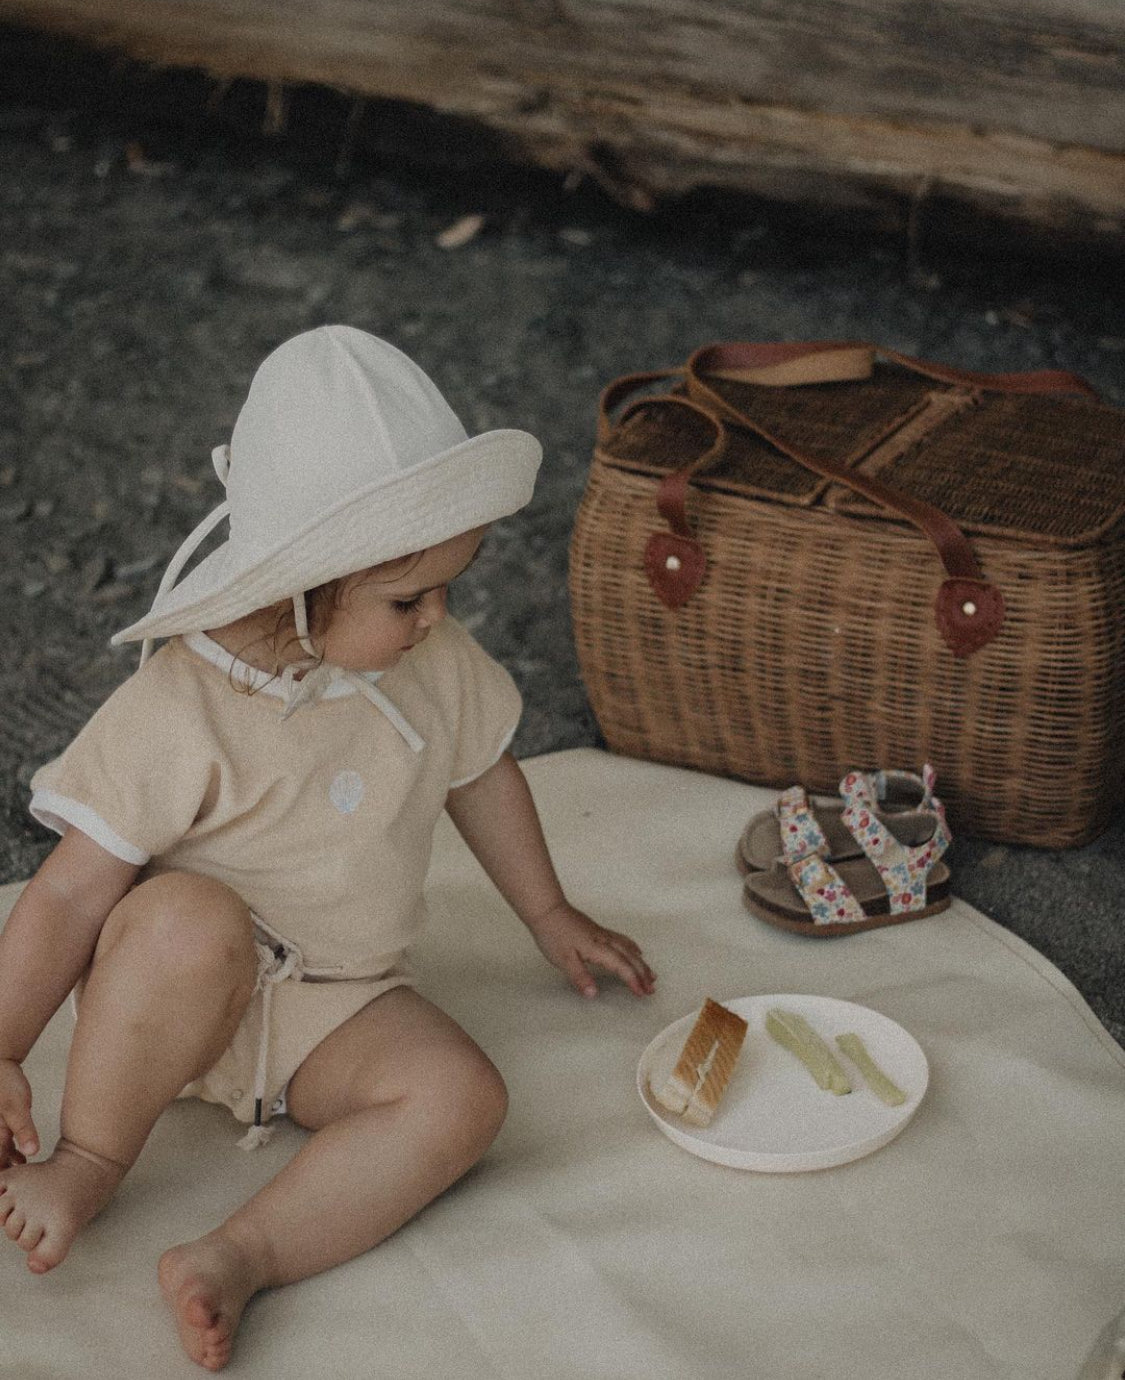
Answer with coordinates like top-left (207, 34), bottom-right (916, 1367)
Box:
top-left (0, 326), bottom-right (655, 1372)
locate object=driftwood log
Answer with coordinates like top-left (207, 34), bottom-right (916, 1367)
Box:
top-left (3, 0), bottom-right (1124, 251)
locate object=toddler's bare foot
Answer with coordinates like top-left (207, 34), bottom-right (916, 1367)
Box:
top-left (0, 1137), bottom-right (125, 1274)
top-left (158, 1228), bottom-right (270, 1372)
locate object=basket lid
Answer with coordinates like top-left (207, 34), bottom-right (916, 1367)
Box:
top-left (597, 364), bottom-right (1125, 546)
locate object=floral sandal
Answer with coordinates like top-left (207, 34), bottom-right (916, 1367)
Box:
top-left (736, 766), bottom-right (941, 875)
top-left (743, 770), bottom-right (952, 936)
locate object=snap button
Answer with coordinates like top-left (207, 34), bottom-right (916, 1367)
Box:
top-left (665, 554), bottom-right (682, 572)
top-left (961, 600), bottom-right (977, 616)
top-left (231, 1088), bottom-right (244, 1102)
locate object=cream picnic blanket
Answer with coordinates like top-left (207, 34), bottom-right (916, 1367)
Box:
top-left (1, 749), bottom-right (1122, 1379)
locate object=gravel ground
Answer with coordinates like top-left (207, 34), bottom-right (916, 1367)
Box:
top-left (1, 31), bottom-right (1123, 1042)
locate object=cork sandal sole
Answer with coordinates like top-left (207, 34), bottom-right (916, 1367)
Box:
top-left (744, 857), bottom-right (952, 937)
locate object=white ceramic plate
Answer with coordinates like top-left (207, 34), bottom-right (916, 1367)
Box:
top-left (637, 993), bottom-right (929, 1172)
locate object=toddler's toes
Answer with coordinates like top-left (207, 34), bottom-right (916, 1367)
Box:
top-left (22, 1216), bottom-right (72, 1273)
top-left (3, 1208), bottom-right (26, 1242)
top-left (28, 1243), bottom-right (60, 1274)
top-left (18, 1219), bottom-right (45, 1253)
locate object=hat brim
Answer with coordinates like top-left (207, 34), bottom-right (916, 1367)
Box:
top-left (112, 428), bottom-right (541, 645)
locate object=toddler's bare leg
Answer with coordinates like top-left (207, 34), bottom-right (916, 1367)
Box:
top-left (0, 872), bottom-right (257, 1274)
top-left (158, 987), bottom-right (507, 1373)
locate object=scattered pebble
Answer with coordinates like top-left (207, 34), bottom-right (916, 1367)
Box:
top-left (80, 553), bottom-right (112, 593)
top-left (559, 227), bottom-right (593, 247)
top-left (0, 466), bottom-right (16, 487)
top-left (33, 498), bottom-right (56, 519)
top-left (0, 498), bottom-right (31, 521)
top-left (436, 214), bottom-right (486, 249)
top-left (114, 554), bottom-right (161, 581)
top-left (22, 579), bottom-right (46, 598)
top-left (91, 581), bottom-right (136, 604)
top-left (170, 472), bottom-right (204, 494)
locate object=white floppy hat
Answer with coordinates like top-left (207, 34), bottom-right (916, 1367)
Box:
top-left (113, 325), bottom-right (542, 649)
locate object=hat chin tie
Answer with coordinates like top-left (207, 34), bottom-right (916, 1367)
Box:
top-left (282, 590), bottom-right (425, 751)
top-left (139, 498), bottom-right (232, 668)
top-left (139, 445), bottom-right (234, 667)
top-left (291, 589), bottom-right (319, 661)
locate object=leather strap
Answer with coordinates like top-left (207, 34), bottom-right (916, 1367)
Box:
top-left (687, 340), bottom-right (1097, 397)
top-left (598, 341), bottom-right (1098, 656)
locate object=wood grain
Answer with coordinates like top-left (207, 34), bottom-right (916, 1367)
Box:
top-left (4, 0), bottom-right (1123, 245)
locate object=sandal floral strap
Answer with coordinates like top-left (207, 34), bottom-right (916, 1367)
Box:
top-left (871, 766), bottom-right (925, 809)
top-left (919, 764), bottom-right (952, 848)
top-left (870, 763), bottom-right (945, 819)
top-left (775, 785), bottom-right (830, 864)
top-left (870, 764), bottom-right (952, 856)
top-left (786, 849), bottom-right (869, 926)
top-left (839, 771), bottom-right (951, 915)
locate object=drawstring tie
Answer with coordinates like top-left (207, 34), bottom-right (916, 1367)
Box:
top-left (276, 659), bottom-right (425, 749)
top-left (236, 935), bottom-right (304, 1152)
top-left (139, 443), bottom-right (425, 752)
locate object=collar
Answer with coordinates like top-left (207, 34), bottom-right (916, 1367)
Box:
top-left (181, 633), bottom-right (425, 751)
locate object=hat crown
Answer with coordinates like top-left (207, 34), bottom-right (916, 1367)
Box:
top-left (112, 326), bottom-right (541, 648)
top-left (227, 326), bottom-right (468, 551)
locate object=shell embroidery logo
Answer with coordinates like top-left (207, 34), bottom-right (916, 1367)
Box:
top-left (329, 770), bottom-right (366, 816)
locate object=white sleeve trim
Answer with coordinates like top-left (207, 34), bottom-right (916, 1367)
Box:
top-left (449, 723), bottom-right (517, 790)
top-left (29, 789), bottom-right (151, 866)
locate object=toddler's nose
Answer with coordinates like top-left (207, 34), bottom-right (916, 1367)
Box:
top-left (417, 587), bottom-right (448, 628)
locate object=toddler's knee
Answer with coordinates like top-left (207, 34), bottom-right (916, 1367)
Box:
top-left (435, 1048), bottom-right (509, 1154)
top-left (98, 872), bottom-right (256, 993)
top-left (471, 1055), bottom-right (509, 1139)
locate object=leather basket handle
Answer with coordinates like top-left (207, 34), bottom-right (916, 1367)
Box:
top-left (603, 341), bottom-right (1097, 657)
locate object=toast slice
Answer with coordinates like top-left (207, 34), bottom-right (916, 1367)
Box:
top-left (653, 998), bottom-right (749, 1127)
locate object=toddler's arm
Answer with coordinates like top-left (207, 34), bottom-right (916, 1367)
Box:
top-left (445, 752), bottom-right (655, 999)
top-left (0, 829), bottom-right (138, 1163)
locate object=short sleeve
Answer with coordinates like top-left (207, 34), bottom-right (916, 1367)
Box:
top-left (441, 619), bottom-right (523, 788)
top-left (29, 646), bottom-right (215, 864)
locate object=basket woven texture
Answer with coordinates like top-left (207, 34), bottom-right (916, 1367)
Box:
top-left (569, 357), bottom-right (1125, 847)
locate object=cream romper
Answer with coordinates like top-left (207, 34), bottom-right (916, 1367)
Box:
top-left (29, 617), bottom-right (521, 1145)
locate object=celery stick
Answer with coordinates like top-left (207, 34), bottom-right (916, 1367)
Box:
top-left (836, 1032), bottom-right (908, 1106)
top-left (765, 1009), bottom-right (851, 1095)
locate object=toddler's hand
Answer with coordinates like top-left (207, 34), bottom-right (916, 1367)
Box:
top-left (0, 1057), bottom-right (38, 1166)
top-left (529, 902), bottom-right (656, 1000)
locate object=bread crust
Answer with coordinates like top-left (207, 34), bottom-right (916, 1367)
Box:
top-left (653, 998), bottom-right (748, 1126)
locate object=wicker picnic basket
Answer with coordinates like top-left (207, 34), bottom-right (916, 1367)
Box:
top-left (568, 342), bottom-right (1125, 847)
